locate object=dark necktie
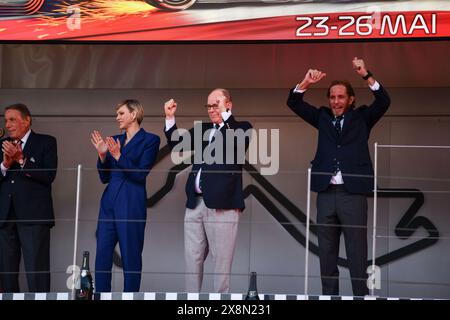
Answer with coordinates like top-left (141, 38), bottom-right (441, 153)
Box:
top-left (334, 116), bottom-right (344, 133)
top-left (210, 124), bottom-right (219, 144)
top-left (333, 116), bottom-right (343, 174)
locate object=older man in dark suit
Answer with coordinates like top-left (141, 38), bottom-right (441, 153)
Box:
top-left (287, 58), bottom-right (391, 296)
top-left (164, 88), bottom-right (252, 293)
top-left (0, 103), bottom-right (57, 292)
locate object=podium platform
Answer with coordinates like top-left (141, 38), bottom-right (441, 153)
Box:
top-left (0, 292), bottom-right (440, 300)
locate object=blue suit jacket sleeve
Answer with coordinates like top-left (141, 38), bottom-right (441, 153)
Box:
top-left (360, 85), bottom-right (391, 128)
top-left (164, 123), bottom-right (197, 152)
top-left (97, 154), bottom-right (112, 184)
top-left (286, 88), bottom-right (321, 129)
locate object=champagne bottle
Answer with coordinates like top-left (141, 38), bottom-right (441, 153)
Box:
top-left (75, 251), bottom-right (94, 300)
top-left (245, 272), bottom-right (260, 300)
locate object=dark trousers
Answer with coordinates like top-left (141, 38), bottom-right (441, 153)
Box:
top-left (0, 211), bottom-right (51, 293)
top-left (316, 185), bottom-right (369, 296)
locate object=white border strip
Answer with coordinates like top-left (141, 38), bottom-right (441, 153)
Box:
top-left (0, 292), bottom-right (444, 300)
top-left (378, 145), bottom-right (450, 149)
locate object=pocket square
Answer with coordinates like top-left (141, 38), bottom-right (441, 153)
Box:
top-left (30, 157), bottom-right (36, 163)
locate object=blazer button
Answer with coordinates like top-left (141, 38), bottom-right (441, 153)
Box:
top-left (11, 180), bottom-right (15, 184)
top-left (337, 145), bottom-right (341, 148)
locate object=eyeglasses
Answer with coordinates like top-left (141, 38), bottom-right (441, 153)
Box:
top-left (204, 104), bottom-right (219, 110)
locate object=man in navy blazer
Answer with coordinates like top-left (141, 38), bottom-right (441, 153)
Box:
top-left (164, 88), bottom-right (252, 293)
top-left (0, 103), bottom-right (57, 292)
top-left (287, 58), bottom-right (390, 296)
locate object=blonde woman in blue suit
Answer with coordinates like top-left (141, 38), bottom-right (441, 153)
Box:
top-left (91, 99), bottom-right (160, 292)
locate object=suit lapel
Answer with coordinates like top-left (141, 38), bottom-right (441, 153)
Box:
top-left (121, 128), bottom-right (144, 155)
top-left (339, 109), bottom-right (353, 139)
top-left (326, 111), bottom-right (339, 140)
top-left (22, 130), bottom-right (35, 157)
top-left (201, 122), bottom-right (213, 149)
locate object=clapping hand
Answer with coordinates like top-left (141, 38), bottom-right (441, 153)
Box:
top-left (106, 136), bottom-right (121, 161)
top-left (1, 140), bottom-right (19, 168)
top-left (91, 130), bottom-right (108, 162)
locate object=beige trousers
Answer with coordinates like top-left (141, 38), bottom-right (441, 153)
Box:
top-left (184, 197), bottom-right (240, 293)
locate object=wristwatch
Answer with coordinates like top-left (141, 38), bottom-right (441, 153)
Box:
top-left (362, 70), bottom-right (373, 80)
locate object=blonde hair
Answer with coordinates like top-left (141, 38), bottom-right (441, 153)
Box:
top-left (116, 99), bottom-right (144, 125)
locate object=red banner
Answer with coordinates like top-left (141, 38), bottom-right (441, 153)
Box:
top-left (0, 1), bottom-right (448, 41)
